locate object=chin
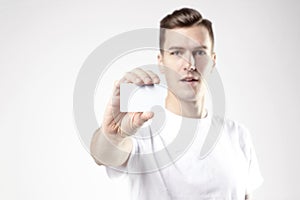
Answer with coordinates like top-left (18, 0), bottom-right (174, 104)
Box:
top-left (176, 91), bottom-right (199, 102)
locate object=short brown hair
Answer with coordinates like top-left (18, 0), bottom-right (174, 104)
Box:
top-left (159, 8), bottom-right (214, 52)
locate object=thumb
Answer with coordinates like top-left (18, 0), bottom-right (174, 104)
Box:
top-left (131, 112), bottom-right (154, 129)
top-left (140, 111), bottom-right (154, 121)
top-left (120, 112), bottom-right (154, 136)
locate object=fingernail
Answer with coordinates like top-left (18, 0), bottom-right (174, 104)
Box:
top-left (144, 77), bottom-right (151, 83)
top-left (153, 78), bottom-right (160, 83)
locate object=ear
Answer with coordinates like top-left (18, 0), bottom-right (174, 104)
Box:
top-left (212, 52), bottom-right (216, 67)
top-left (210, 52), bottom-right (217, 73)
top-left (157, 53), bottom-right (165, 74)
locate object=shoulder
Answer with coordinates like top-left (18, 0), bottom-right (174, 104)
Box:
top-left (213, 115), bottom-right (252, 151)
top-left (212, 115), bottom-right (250, 136)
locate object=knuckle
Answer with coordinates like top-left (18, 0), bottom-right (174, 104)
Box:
top-left (134, 67), bottom-right (143, 71)
top-left (146, 70), bottom-right (157, 77)
top-left (146, 69), bottom-right (154, 74)
top-left (134, 119), bottom-right (144, 127)
top-left (125, 71), bottom-right (133, 76)
top-left (132, 67), bottom-right (143, 73)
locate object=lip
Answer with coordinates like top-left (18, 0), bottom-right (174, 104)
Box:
top-left (179, 76), bottom-right (200, 86)
top-left (180, 76), bottom-right (199, 82)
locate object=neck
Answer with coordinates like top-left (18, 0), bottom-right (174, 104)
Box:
top-left (165, 91), bottom-right (207, 119)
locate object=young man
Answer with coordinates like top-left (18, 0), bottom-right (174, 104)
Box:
top-left (90, 8), bottom-right (263, 200)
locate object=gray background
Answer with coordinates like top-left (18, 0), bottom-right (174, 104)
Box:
top-left (1, 0), bottom-right (299, 199)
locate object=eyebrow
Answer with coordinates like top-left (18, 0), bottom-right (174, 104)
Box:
top-left (193, 45), bottom-right (208, 50)
top-left (167, 46), bottom-right (185, 51)
top-left (167, 45), bottom-right (208, 51)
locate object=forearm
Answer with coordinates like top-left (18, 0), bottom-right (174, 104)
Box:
top-left (90, 128), bottom-right (133, 167)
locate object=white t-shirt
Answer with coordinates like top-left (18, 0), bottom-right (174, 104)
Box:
top-left (106, 109), bottom-right (263, 200)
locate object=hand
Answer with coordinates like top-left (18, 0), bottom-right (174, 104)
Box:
top-left (102, 68), bottom-right (160, 137)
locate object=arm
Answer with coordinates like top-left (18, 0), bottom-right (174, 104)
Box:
top-left (90, 68), bottom-right (160, 167)
top-left (90, 127), bottom-right (133, 166)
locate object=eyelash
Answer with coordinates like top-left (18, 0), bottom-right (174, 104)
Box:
top-left (169, 50), bottom-right (206, 56)
top-left (193, 50), bottom-right (206, 56)
top-left (170, 51), bottom-right (182, 56)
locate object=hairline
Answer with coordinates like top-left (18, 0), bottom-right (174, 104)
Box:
top-left (159, 24), bottom-right (214, 54)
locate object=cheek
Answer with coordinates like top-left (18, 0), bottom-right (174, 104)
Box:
top-left (195, 64), bottom-right (206, 74)
top-left (162, 58), bottom-right (184, 72)
top-left (195, 60), bottom-right (214, 76)
top-left (163, 66), bottom-right (181, 83)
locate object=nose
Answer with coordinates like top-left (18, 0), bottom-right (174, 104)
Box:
top-left (183, 53), bottom-right (196, 71)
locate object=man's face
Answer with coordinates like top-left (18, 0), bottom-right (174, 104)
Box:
top-left (158, 25), bottom-right (216, 102)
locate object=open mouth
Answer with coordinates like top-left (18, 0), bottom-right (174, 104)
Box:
top-left (180, 77), bottom-right (199, 82)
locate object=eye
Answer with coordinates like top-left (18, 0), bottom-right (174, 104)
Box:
top-left (193, 50), bottom-right (206, 56)
top-left (170, 50), bottom-right (182, 56)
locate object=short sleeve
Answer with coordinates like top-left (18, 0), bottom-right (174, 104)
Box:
top-left (244, 128), bottom-right (264, 194)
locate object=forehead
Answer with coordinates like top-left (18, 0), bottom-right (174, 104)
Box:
top-left (163, 25), bottom-right (211, 50)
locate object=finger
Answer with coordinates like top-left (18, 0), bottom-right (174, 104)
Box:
top-left (120, 113), bottom-right (139, 136)
top-left (120, 71), bottom-right (143, 85)
top-left (140, 111), bottom-right (154, 121)
top-left (144, 70), bottom-right (160, 84)
top-left (112, 80), bottom-right (120, 98)
top-left (102, 81), bottom-right (122, 128)
top-left (131, 112), bottom-right (154, 129)
top-left (120, 112), bottom-right (154, 136)
top-left (132, 68), bottom-right (153, 85)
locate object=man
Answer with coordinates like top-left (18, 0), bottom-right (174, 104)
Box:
top-left (90, 8), bottom-right (263, 200)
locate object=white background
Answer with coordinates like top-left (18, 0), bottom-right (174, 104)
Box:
top-left (1, 0), bottom-right (300, 199)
